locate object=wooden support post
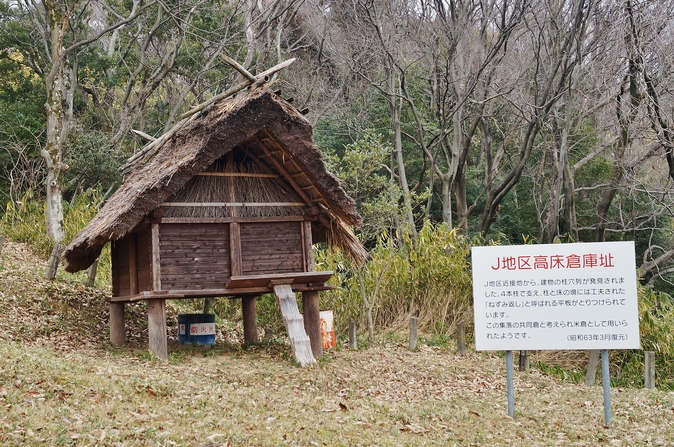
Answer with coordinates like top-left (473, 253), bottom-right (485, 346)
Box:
top-left (645, 351), bottom-right (655, 389)
top-left (585, 350), bottom-right (600, 385)
top-left (87, 259), bottom-right (99, 287)
top-left (147, 299), bottom-right (168, 361)
top-left (348, 321), bottom-right (357, 350)
top-left (409, 316), bottom-right (418, 351)
top-left (302, 221), bottom-right (314, 272)
top-left (109, 302), bottom-right (126, 345)
top-left (457, 323), bottom-right (466, 355)
top-left (519, 350), bottom-right (530, 372)
top-left (242, 296), bottom-right (258, 343)
top-left (302, 290), bottom-right (322, 359)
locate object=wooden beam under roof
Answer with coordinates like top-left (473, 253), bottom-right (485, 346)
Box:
top-left (249, 136), bottom-right (317, 207)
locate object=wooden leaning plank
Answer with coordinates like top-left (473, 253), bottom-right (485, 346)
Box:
top-left (273, 284), bottom-right (316, 367)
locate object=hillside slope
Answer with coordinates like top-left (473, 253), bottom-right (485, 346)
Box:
top-left (0, 240), bottom-right (673, 446)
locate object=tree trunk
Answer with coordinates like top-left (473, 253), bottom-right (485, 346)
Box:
top-left (389, 86), bottom-right (416, 236)
top-left (43, 4), bottom-right (76, 243)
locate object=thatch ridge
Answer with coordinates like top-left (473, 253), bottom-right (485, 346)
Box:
top-left (63, 88), bottom-right (364, 272)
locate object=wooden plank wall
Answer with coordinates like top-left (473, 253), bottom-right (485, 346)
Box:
top-left (159, 223), bottom-right (231, 290)
top-left (112, 231), bottom-right (153, 297)
top-left (240, 222), bottom-right (303, 275)
top-left (111, 238), bottom-right (130, 297)
top-left (136, 228), bottom-right (153, 292)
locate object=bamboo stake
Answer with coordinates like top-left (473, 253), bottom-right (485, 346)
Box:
top-left (409, 316), bottom-right (418, 351)
top-left (221, 55), bottom-right (256, 83)
top-left (119, 58), bottom-right (296, 175)
top-left (645, 351), bottom-right (656, 389)
top-left (349, 321), bottom-right (357, 350)
top-left (457, 323), bottom-right (466, 355)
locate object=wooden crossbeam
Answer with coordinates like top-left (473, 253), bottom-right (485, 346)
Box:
top-left (196, 172), bottom-right (279, 178)
top-left (160, 202), bottom-right (306, 207)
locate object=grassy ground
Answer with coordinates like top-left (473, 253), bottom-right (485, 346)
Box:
top-left (1, 240), bottom-right (673, 446)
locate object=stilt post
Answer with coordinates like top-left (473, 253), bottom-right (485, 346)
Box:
top-left (302, 290), bottom-right (322, 358)
top-left (242, 296), bottom-right (258, 343)
top-left (147, 299), bottom-right (168, 361)
top-left (110, 302), bottom-right (126, 345)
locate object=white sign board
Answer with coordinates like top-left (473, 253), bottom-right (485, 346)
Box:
top-left (471, 241), bottom-right (640, 351)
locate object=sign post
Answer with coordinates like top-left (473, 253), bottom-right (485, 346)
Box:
top-left (471, 241), bottom-right (640, 424)
top-left (506, 350), bottom-right (515, 417)
top-left (601, 349), bottom-right (612, 426)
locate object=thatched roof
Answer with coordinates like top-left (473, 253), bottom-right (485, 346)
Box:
top-left (63, 87), bottom-right (366, 272)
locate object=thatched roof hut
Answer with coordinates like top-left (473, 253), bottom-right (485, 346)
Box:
top-left (63, 87), bottom-right (366, 273)
top-left (62, 83), bottom-right (367, 364)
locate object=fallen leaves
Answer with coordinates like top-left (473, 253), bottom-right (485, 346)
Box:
top-left (1, 241), bottom-right (674, 446)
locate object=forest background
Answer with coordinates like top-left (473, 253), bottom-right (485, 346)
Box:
top-left (2, 0), bottom-right (674, 388)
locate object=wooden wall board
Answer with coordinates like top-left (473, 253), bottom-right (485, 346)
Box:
top-left (112, 238), bottom-right (131, 297)
top-left (159, 223), bottom-right (231, 291)
top-left (111, 240), bottom-right (120, 297)
top-left (136, 228), bottom-right (153, 292)
top-left (240, 221), bottom-right (303, 275)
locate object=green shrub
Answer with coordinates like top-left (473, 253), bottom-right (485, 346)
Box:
top-left (1, 188), bottom-right (112, 286)
top-left (609, 284), bottom-right (674, 389)
top-left (317, 221), bottom-right (474, 341)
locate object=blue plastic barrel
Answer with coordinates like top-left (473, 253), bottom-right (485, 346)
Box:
top-left (177, 313), bottom-right (216, 346)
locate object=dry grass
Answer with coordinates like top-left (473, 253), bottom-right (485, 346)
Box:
top-left (1, 241), bottom-right (673, 446)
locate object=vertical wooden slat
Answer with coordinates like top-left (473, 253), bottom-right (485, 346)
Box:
top-left (151, 223), bottom-right (161, 291)
top-left (226, 151), bottom-right (237, 218)
top-left (109, 302), bottom-right (126, 345)
top-left (231, 221), bottom-right (257, 340)
top-left (230, 222), bottom-right (242, 276)
top-left (111, 241), bottom-right (120, 297)
top-left (147, 298), bottom-right (168, 361)
top-left (302, 221), bottom-right (314, 272)
top-left (302, 290), bottom-right (322, 359)
top-left (129, 233), bottom-right (138, 294)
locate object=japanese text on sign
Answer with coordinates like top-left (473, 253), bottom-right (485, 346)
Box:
top-left (472, 241), bottom-right (640, 351)
top-left (491, 253), bottom-right (614, 270)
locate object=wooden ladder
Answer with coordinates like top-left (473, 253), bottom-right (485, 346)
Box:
top-left (272, 284), bottom-right (316, 367)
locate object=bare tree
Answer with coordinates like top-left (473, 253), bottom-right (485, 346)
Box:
top-left (10, 0), bottom-right (155, 242)
top-left (476, 0), bottom-right (597, 235)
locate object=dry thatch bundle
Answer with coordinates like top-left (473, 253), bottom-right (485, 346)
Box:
top-left (63, 87), bottom-right (367, 272)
